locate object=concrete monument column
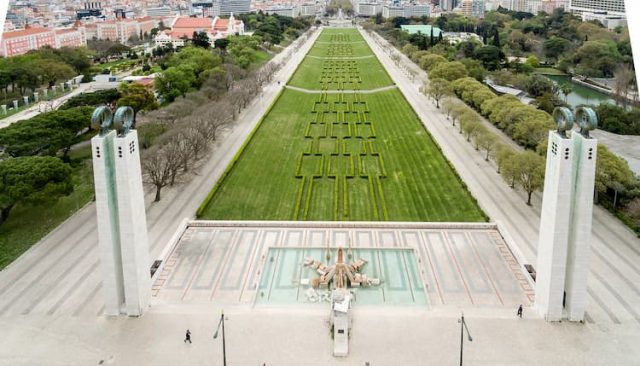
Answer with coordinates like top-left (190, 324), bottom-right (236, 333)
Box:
top-left (33, 92), bottom-right (39, 102)
top-left (536, 107), bottom-right (598, 322)
top-left (13, 100), bottom-right (18, 110)
top-left (91, 106), bottom-right (151, 317)
top-left (1, 105), bottom-right (6, 115)
top-left (23, 96), bottom-right (28, 106)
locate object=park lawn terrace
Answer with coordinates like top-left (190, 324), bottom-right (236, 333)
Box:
top-left (199, 28), bottom-right (485, 222)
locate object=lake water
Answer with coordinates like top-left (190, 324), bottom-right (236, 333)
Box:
top-left (544, 74), bottom-right (615, 109)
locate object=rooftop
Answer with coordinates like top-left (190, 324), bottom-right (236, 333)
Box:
top-left (173, 17), bottom-right (213, 29)
top-left (400, 24), bottom-right (442, 36)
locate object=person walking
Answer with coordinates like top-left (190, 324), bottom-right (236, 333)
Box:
top-left (184, 329), bottom-right (192, 343)
top-left (517, 304), bottom-right (523, 318)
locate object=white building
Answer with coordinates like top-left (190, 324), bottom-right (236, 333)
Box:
top-left (472, 0), bottom-right (485, 17)
top-left (526, 0), bottom-right (542, 13)
top-left (569, 0), bottom-right (625, 16)
top-left (146, 6), bottom-right (175, 17)
top-left (382, 4), bottom-right (430, 18)
top-left (299, 3), bottom-right (320, 16)
top-left (356, 2), bottom-right (382, 16)
top-left (510, 0), bottom-right (527, 11)
top-left (443, 31), bottom-right (482, 45)
top-left (265, 6), bottom-right (299, 17)
top-left (154, 14), bottom-right (245, 48)
top-left (581, 12), bottom-right (627, 30)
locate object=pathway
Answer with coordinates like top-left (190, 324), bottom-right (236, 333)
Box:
top-left (361, 28), bottom-right (640, 327)
top-left (307, 55), bottom-right (374, 60)
top-left (0, 69), bottom-right (135, 129)
top-left (591, 129), bottom-right (640, 175)
top-left (0, 28), bottom-right (322, 317)
top-left (284, 84), bottom-right (398, 94)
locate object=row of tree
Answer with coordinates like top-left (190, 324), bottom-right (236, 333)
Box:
top-left (139, 29), bottom-right (313, 201)
top-left (142, 59), bottom-right (285, 201)
top-left (238, 12), bottom-right (312, 45)
top-left (404, 43), bottom-right (639, 226)
top-left (0, 47), bottom-right (92, 97)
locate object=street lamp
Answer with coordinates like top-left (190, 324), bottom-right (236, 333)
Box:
top-left (458, 312), bottom-right (473, 366)
top-left (213, 310), bottom-right (227, 366)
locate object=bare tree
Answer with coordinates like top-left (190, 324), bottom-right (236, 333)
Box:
top-left (613, 64), bottom-right (635, 107)
top-left (142, 145), bottom-right (180, 202)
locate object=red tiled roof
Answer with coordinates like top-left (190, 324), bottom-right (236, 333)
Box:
top-left (55, 28), bottom-right (78, 35)
top-left (173, 17), bottom-right (213, 29)
top-left (2, 27), bottom-right (52, 39)
top-left (213, 19), bottom-right (229, 30)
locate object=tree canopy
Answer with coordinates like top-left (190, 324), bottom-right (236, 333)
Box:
top-left (0, 156), bottom-right (73, 225)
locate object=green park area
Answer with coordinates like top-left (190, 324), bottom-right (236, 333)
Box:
top-left (199, 29), bottom-right (485, 222)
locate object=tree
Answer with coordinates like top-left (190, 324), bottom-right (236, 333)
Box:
top-left (425, 78), bottom-right (452, 108)
top-left (525, 55), bottom-right (540, 69)
top-left (476, 130), bottom-right (498, 161)
top-left (612, 64), bottom-right (635, 107)
top-left (419, 53), bottom-right (447, 72)
top-left (192, 31), bottom-right (211, 49)
top-left (429, 61), bottom-right (468, 81)
top-left (155, 67), bottom-right (195, 103)
top-left (474, 46), bottom-right (504, 71)
top-left (471, 89), bottom-right (496, 110)
top-left (441, 98), bottom-right (458, 121)
top-left (460, 59), bottom-right (487, 82)
top-left (461, 114), bottom-right (482, 142)
top-left (515, 151), bottom-right (545, 205)
top-left (214, 38), bottom-right (231, 51)
top-left (494, 143), bottom-right (514, 174)
top-left (117, 82), bottom-right (159, 121)
top-left (492, 28), bottom-right (501, 48)
top-left (142, 145), bottom-right (180, 202)
top-left (559, 83), bottom-right (572, 102)
top-left (0, 107), bottom-right (93, 157)
top-left (595, 145), bottom-right (636, 204)
top-left (501, 153), bottom-right (519, 188)
top-left (524, 74), bottom-right (556, 98)
top-left (0, 156), bottom-right (73, 224)
top-left (573, 40), bottom-right (622, 78)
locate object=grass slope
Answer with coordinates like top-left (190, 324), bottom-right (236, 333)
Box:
top-left (0, 162), bottom-right (94, 270)
top-left (199, 28), bottom-right (485, 222)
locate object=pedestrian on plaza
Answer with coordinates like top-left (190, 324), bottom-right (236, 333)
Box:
top-left (184, 329), bottom-right (192, 343)
top-left (517, 304), bottom-right (523, 318)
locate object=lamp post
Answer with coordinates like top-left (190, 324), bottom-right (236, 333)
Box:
top-left (459, 312), bottom-right (473, 366)
top-left (213, 310), bottom-right (227, 366)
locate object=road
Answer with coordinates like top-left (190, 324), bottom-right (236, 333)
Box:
top-left (362, 28), bottom-right (640, 327)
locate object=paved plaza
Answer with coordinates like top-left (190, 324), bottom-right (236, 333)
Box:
top-left (1, 26), bottom-right (640, 365)
top-left (153, 222), bottom-right (532, 308)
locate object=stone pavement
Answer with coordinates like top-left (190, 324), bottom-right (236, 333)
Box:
top-left (362, 28), bottom-right (640, 327)
top-left (152, 221), bottom-right (532, 308)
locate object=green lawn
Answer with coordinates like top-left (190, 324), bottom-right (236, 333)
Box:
top-left (289, 56), bottom-right (393, 90)
top-left (0, 162), bottom-right (94, 270)
top-left (199, 28), bottom-right (485, 222)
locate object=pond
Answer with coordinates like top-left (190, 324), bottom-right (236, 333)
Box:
top-left (543, 74), bottom-right (616, 109)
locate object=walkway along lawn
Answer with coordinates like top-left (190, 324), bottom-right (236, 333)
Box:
top-left (199, 28), bottom-right (486, 222)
